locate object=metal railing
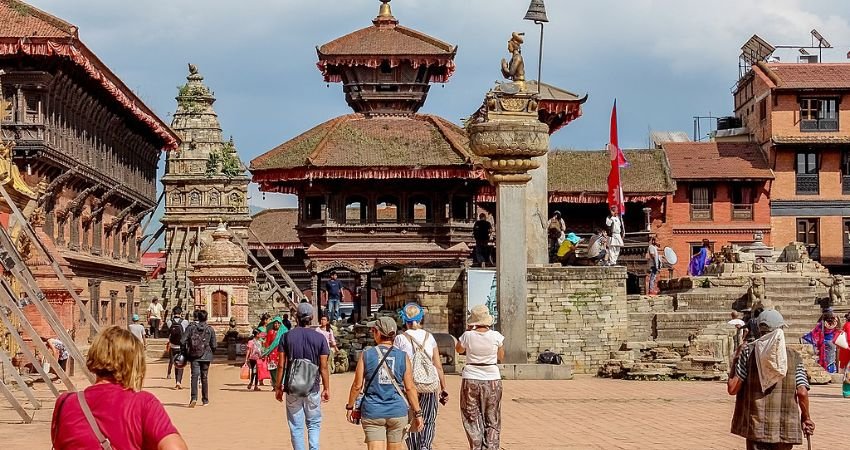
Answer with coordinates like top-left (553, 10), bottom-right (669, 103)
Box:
top-left (801, 119), bottom-right (838, 132)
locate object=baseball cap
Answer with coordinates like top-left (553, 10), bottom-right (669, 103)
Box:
top-left (367, 316), bottom-right (398, 337)
top-left (297, 302), bottom-right (314, 319)
top-left (757, 309), bottom-right (787, 331)
top-left (132, 314), bottom-right (140, 322)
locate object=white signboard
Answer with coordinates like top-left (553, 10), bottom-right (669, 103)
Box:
top-left (466, 269), bottom-right (498, 326)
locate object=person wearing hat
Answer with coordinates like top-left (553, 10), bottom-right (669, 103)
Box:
top-left (456, 305), bottom-right (504, 450)
top-left (346, 316), bottom-right (423, 449)
top-left (393, 303), bottom-right (448, 450)
top-left (728, 309), bottom-right (815, 449)
top-left (274, 302), bottom-right (330, 450)
top-left (128, 313), bottom-right (146, 346)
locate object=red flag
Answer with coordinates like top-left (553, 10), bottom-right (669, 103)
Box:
top-left (607, 100), bottom-right (627, 214)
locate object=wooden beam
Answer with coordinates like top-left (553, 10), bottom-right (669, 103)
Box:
top-left (0, 348), bottom-right (40, 409)
top-left (0, 281), bottom-right (77, 391)
top-left (0, 306), bottom-right (59, 397)
top-left (0, 378), bottom-right (30, 423)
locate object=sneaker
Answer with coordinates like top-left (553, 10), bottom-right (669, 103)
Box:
top-left (188, 400), bottom-right (197, 408)
top-left (201, 402), bottom-right (209, 407)
top-left (253, 387), bottom-right (260, 392)
top-left (177, 384), bottom-right (183, 390)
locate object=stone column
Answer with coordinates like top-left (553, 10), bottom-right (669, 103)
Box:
top-left (469, 86), bottom-right (550, 364)
top-left (526, 154), bottom-right (549, 265)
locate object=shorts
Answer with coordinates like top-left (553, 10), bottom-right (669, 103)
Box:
top-left (362, 416), bottom-right (407, 443)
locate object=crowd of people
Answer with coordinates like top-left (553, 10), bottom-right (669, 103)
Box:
top-left (546, 205), bottom-right (627, 268)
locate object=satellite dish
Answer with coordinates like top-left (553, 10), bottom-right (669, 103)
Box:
top-left (664, 247), bottom-right (678, 266)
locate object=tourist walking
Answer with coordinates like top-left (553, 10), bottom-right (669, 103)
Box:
top-left (346, 316), bottom-right (423, 450)
top-left (326, 272), bottom-right (343, 322)
top-left (393, 303), bottom-right (448, 450)
top-left (147, 297), bottom-right (164, 338)
top-left (51, 326), bottom-right (187, 450)
top-left (128, 314), bottom-right (147, 345)
top-left (647, 237), bottom-right (662, 295)
top-left (182, 309), bottom-right (216, 407)
top-left (245, 329), bottom-right (262, 391)
top-left (472, 213), bottom-right (493, 267)
top-left (317, 315), bottom-right (339, 373)
top-left (606, 205), bottom-right (624, 265)
top-left (264, 316), bottom-right (287, 388)
top-left (166, 311), bottom-right (189, 388)
top-left (728, 310), bottom-right (814, 449)
top-left (274, 303), bottom-right (330, 450)
top-left (456, 305), bottom-right (505, 450)
top-left (42, 336), bottom-right (70, 373)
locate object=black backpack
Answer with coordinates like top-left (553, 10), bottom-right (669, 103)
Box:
top-left (187, 325), bottom-right (209, 360)
top-left (537, 350), bottom-right (563, 365)
top-left (168, 322), bottom-right (184, 346)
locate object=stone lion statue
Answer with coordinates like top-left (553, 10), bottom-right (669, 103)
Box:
top-left (830, 275), bottom-right (846, 305)
top-left (749, 276), bottom-right (769, 309)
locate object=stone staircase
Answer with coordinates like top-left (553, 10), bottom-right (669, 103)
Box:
top-left (764, 278), bottom-right (825, 341)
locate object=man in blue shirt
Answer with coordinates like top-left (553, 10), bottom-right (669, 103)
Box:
top-left (275, 303), bottom-right (330, 450)
top-left (325, 272), bottom-right (343, 322)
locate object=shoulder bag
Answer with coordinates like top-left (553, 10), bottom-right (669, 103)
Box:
top-left (283, 333), bottom-right (319, 398)
top-left (52, 390), bottom-right (112, 450)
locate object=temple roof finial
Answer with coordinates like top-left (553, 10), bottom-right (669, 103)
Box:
top-left (374, 0), bottom-right (398, 27)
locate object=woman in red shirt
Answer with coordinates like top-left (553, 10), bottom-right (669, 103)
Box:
top-left (51, 326), bottom-right (187, 450)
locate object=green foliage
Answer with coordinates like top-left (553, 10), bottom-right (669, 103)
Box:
top-left (206, 141), bottom-right (243, 178)
top-left (176, 83), bottom-right (210, 113)
top-left (699, 278), bottom-right (712, 288)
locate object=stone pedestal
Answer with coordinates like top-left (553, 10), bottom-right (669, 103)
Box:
top-left (497, 182), bottom-right (529, 363)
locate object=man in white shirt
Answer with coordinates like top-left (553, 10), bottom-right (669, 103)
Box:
top-left (147, 297), bottom-right (164, 338)
top-left (646, 237), bottom-right (662, 295)
top-left (606, 205), bottom-right (624, 265)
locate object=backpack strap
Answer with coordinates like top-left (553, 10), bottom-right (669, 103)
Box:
top-left (405, 331), bottom-right (429, 354)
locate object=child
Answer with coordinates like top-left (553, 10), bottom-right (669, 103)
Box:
top-left (244, 330), bottom-right (262, 391)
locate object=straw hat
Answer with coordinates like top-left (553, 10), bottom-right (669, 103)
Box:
top-left (467, 304), bottom-right (494, 327)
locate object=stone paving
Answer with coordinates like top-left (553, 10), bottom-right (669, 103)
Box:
top-left (1, 361), bottom-right (847, 449)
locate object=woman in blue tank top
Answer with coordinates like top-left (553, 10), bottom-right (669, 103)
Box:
top-left (346, 317), bottom-right (423, 448)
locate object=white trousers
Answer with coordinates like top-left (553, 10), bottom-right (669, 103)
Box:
top-left (608, 245), bottom-right (621, 265)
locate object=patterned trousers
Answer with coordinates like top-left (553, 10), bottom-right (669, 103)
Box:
top-left (460, 379), bottom-right (502, 450)
top-left (406, 392), bottom-right (438, 450)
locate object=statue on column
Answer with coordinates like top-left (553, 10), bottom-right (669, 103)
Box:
top-left (501, 32), bottom-right (526, 83)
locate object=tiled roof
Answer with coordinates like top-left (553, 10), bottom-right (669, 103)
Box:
top-left (251, 114), bottom-right (476, 171)
top-left (548, 149), bottom-right (674, 194)
top-left (773, 135), bottom-right (850, 145)
top-left (0, 0), bottom-right (75, 37)
top-left (662, 142), bottom-right (773, 180)
top-left (249, 209), bottom-right (299, 246)
top-left (763, 63), bottom-right (850, 90)
top-left (318, 24), bottom-right (455, 57)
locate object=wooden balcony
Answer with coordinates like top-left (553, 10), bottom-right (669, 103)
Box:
top-left (689, 204), bottom-right (713, 221)
top-left (731, 204), bottom-right (754, 221)
top-left (795, 174), bottom-right (819, 195)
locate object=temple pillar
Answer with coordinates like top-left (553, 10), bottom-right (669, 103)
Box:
top-left (357, 272), bottom-right (370, 321)
top-left (68, 215), bottom-right (80, 250)
top-left (468, 82), bottom-right (550, 364)
top-left (526, 154), bottom-right (549, 265)
top-left (92, 217), bottom-right (102, 255)
top-left (495, 181), bottom-right (528, 362)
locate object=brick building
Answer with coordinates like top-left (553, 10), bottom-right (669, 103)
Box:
top-left (0, 0), bottom-right (178, 342)
top-left (735, 62), bottom-right (850, 271)
top-left (659, 142), bottom-right (774, 276)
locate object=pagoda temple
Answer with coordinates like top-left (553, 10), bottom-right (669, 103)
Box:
top-left (250, 0), bottom-right (595, 313)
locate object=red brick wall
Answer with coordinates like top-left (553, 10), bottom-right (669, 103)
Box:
top-left (657, 181), bottom-right (771, 276)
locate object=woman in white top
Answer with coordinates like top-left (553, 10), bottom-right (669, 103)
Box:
top-left (455, 305), bottom-right (505, 450)
top-left (393, 303), bottom-right (448, 450)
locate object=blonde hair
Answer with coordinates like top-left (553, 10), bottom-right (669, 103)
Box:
top-left (86, 326), bottom-right (146, 391)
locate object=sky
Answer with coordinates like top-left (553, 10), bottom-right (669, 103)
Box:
top-left (25, 0), bottom-right (850, 210)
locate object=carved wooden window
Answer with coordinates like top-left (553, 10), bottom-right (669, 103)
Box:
top-left (451, 196), bottom-right (472, 221)
top-left (24, 93), bottom-right (40, 123)
top-left (344, 196), bottom-right (368, 224)
top-left (689, 185), bottom-right (713, 221)
top-left (305, 196), bottom-right (325, 222)
top-left (408, 195), bottom-right (432, 224)
top-left (211, 290), bottom-right (228, 318)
